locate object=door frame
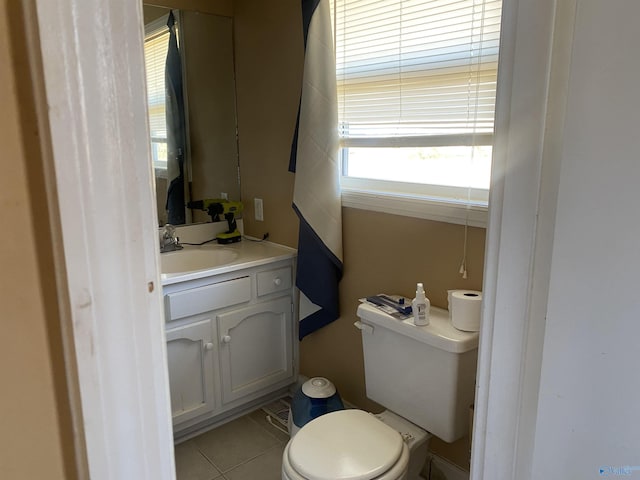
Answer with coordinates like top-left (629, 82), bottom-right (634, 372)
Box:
top-left (26, 0), bottom-right (561, 478)
top-left (471, 0), bottom-right (566, 477)
top-left (26, 0), bottom-right (175, 478)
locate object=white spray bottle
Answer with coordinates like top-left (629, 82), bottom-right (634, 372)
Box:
top-left (412, 283), bottom-right (430, 326)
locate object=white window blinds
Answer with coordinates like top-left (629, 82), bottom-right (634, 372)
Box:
top-left (144, 16), bottom-right (171, 169)
top-left (333, 0), bottom-right (502, 144)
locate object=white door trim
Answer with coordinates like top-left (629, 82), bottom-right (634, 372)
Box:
top-left (25, 0), bottom-right (561, 478)
top-left (28, 0), bottom-right (175, 478)
top-left (471, 0), bottom-right (560, 479)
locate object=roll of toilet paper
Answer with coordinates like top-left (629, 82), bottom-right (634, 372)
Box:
top-left (450, 290), bottom-right (482, 332)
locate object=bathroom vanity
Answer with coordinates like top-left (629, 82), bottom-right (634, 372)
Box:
top-left (161, 240), bottom-right (298, 438)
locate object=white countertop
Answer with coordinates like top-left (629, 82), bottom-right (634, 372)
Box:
top-left (160, 240), bottom-right (296, 286)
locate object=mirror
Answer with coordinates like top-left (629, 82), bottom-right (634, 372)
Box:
top-left (143, 5), bottom-right (240, 226)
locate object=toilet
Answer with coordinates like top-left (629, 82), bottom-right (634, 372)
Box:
top-left (282, 302), bottom-right (479, 480)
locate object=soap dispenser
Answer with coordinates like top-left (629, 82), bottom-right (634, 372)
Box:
top-left (412, 283), bottom-right (430, 326)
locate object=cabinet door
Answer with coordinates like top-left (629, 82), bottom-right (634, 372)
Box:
top-left (217, 296), bottom-right (293, 405)
top-left (166, 318), bottom-right (216, 425)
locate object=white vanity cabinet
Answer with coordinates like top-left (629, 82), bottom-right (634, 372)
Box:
top-left (161, 246), bottom-right (297, 436)
top-left (218, 295), bottom-right (293, 405)
top-left (165, 317), bottom-right (216, 424)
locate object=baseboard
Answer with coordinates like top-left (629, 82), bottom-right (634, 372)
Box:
top-left (424, 453), bottom-right (470, 480)
top-left (173, 386), bottom-right (290, 444)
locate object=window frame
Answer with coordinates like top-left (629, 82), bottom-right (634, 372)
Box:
top-left (144, 13), bottom-right (173, 173)
top-left (333, 0), bottom-right (499, 226)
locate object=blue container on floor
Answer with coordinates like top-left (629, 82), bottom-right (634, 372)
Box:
top-left (289, 377), bottom-right (344, 437)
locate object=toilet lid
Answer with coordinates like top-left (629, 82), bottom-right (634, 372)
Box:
top-left (288, 409), bottom-right (404, 480)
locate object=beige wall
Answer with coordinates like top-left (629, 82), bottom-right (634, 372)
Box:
top-left (182, 11), bottom-right (240, 222)
top-left (234, 0), bottom-right (302, 247)
top-left (143, 4), bottom-right (171, 23)
top-left (143, 3), bottom-right (240, 225)
top-left (300, 210), bottom-right (485, 408)
top-left (144, 0), bottom-right (233, 17)
top-left (0, 1), bottom-right (77, 478)
top-left (234, 0), bottom-right (486, 454)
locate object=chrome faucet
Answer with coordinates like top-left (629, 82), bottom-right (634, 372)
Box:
top-left (160, 224), bottom-right (183, 253)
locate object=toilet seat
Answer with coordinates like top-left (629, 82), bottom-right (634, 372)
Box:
top-left (283, 410), bottom-right (410, 480)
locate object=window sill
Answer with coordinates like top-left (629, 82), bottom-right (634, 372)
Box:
top-left (341, 188), bottom-right (488, 228)
top-left (154, 167), bottom-right (168, 180)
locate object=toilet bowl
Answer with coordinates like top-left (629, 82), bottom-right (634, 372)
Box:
top-left (282, 302), bottom-right (479, 480)
top-left (282, 410), bottom-right (413, 480)
top-left (282, 409), bottom-right (429, 480)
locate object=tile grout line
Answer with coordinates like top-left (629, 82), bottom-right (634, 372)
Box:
top-left (192, 429), bottom-right (284, 475)
top-left (192, 447), bottom-right (224, 477)
top-left (179, 409), bottom-right (290, 479)
top-left (219, 443), bottom-right (285, 475)
top-left (245, 412), bottom-right (288, 443)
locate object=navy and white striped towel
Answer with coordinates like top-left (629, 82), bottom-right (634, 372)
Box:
top-left (289, 0), bottom-right (343, 340)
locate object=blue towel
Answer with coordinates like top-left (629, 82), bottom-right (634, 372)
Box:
top-left (290, 0), bottom-right (343, 340)
top-left (165, 11), bottom-right (186, 225)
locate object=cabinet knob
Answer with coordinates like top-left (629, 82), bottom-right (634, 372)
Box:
top-left (273, 277), bottom-right (282, 286)
top-left (221, 335), bottom-right (231, 344)
top-left (204, 342), bottom-right (214, 351)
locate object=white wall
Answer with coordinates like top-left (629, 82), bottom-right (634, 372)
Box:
top-left (531, 0), bottom-right (640, 477)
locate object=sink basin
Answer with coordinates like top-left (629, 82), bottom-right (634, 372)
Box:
top-left (161, 247), bottom-right (239, 274)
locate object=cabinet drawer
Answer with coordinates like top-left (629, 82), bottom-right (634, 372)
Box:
top-left (256, 266), bottom-right (292, 297)
top-left (165, 276), bottom-right (251, 321)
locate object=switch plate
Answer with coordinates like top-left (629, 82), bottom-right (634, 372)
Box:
top-left (220, 192), bottom-right (228, 200)
top-left (254, 198), bottom-right (264, 221)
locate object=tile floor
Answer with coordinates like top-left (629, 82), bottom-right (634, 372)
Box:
top-left (174, 408), bottom-right (290, 480)
top-left (173, 405), bottom-right (465, 480)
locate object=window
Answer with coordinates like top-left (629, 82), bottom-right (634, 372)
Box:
top-left (144, 15), bottom-right (172, 171)
top-left (332, 0), bottom-right (502, 225)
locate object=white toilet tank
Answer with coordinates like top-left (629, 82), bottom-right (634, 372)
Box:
top-left (357, 303), bottom-right (479, 443)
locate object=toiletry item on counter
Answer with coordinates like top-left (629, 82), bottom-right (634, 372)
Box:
top-left (412, 283), bottom-right (430, 326)
top-left (360, 294), bottom-right (412, 320)
top-left (449, 290), bottom-right (482, 331)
